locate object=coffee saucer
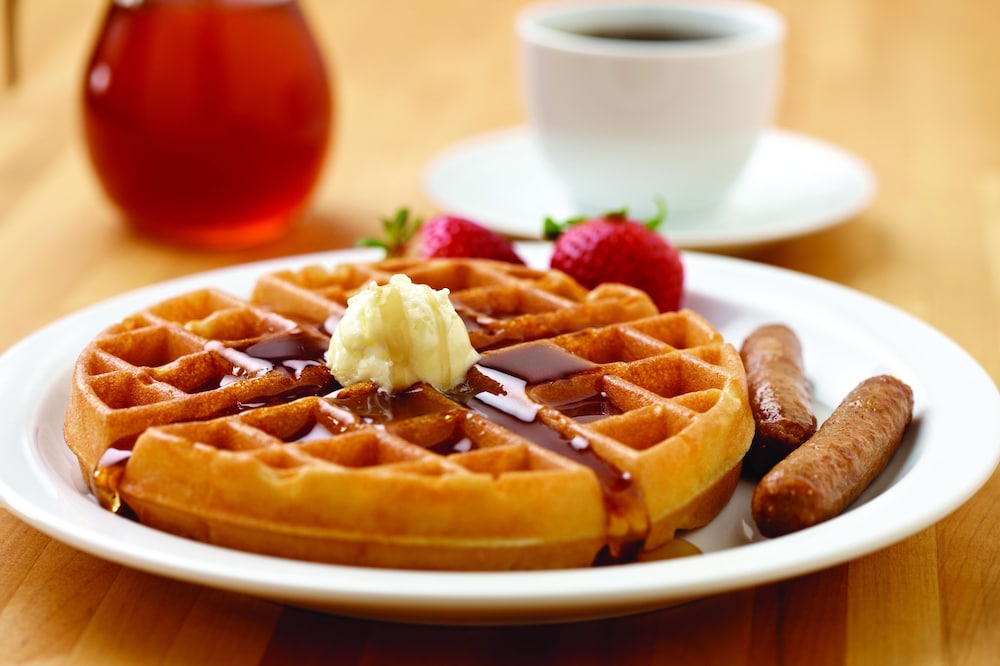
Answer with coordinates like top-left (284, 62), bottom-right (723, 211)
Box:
top-left (423, 126), bottom-right (876, 249)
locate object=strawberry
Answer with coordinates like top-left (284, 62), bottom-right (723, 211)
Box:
top-left (545, 203), bottom-right (684, 312)
top-left (359, 208), bottom-right (524, 264)
top-left (420, 215), bottom-right (525, 264)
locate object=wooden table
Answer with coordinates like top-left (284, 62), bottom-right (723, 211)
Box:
top-left (2, 0), bottom-right (998, 663)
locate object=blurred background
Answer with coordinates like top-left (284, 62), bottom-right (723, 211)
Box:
top-left (2, 0), bottom-right (997, 372)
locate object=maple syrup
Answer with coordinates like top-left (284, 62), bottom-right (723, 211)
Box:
top-left (478, 340), bottom-right (599, 384)
top-left (82, 0), bottom-right (332, 248)
top-left (283, 415), bottom-right (347, 443)
top-left (545, 389), bottom-right (623, 423)
top-left (470, 341), bottom-right (645, 547)
top-left (93, 331), bottom-right (696, 565)
top-left (329, 384), bottom-right (471, 431)
top-left (91, 447), bottom-right (133, 514)
top-left (217, 333), bottom-right (339, 409)
top-left (241, 334), bottom-right (328, 367)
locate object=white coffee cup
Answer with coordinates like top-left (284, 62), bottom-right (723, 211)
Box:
top-left (516, 1), bottom-right (785, 219)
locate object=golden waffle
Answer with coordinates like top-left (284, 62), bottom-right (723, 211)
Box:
top-left (64, 258), bottom-right (752, 570)
top-left (66, 259), bottom-right (657, 479)
top-left (252, 257), bottom-right (660, 350)
top-left (63, 288), bottom-right (336, 485)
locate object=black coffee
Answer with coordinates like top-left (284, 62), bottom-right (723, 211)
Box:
top-left (573, 25), bottom-right (725, 42)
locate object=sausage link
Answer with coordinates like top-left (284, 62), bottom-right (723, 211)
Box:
top-left (740, 324), bottom-right (817, 475)
top-left (751, 375), bottom-right (914, 538)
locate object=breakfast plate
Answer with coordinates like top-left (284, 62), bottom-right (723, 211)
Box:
top-left (423, 126), bottom-right (876, 249)
top-left (2, 244), bottom-right (998, 625)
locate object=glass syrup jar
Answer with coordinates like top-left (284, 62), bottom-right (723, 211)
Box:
top-left (82, 0), bottom-right (334, 249)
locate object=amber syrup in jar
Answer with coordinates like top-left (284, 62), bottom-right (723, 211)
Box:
top-left (82, 0), bottom-right (333, 249)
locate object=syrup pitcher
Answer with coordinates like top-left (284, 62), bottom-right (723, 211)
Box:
top-left (82, 0), bottom-right (333, 249)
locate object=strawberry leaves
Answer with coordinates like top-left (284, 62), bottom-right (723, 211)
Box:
top-left (357, 207), bottom-right (423, 257)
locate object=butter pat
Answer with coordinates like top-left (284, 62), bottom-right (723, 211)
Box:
top-left (326, 274), bottom-right (480, 392)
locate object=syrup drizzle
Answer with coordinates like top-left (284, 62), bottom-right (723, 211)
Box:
top-left (428, 433), bottom-right (474, 456)
top-left (469, 342), bottom-right (647, 558)
top-left (284, 414), bottom-right (353, 442)
top-left (326, 384), bottom-right (449, 424)
top-left (96, 332), bottom-right (339, 514)
top-left (234, 376), bottom-right (339, 411)
top-left (225, 332), bottom-right (340, 410)
top-left (546, 390), bottom-right (623, 423)
top-left (91, 447), bottom-right (134, 515)
top-left (464, 362), bottom-right (639, 507)
top-left (204, 332), bottom-right (330, 380)
top-left (478, 340), bottom-right (600, 384)
top-left (241, 334), bottom-right (328, 366)
top-left (96, 332), bottom-right (660, 563)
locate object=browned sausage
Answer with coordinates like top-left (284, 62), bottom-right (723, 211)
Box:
top-left (751, 375), bottom-right (914, 538)
top-left (740, 324), bottom-right (817, 475)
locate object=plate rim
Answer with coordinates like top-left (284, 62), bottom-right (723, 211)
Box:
top-left (2, 245), bottom-right (998, 624)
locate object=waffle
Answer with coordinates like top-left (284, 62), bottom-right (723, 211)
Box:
top-left (64, 258), bottom-right (753, 570)
top-left (251, 257), bottom-right (660, 350)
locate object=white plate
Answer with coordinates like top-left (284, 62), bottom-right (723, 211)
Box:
top-left (2, 245), bottom-right (998, 625)
top-left (423, 126), bottom-right (876, 249)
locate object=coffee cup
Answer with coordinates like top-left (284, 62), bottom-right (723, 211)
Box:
top-left (516, 1), bottom-right (785, 219)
